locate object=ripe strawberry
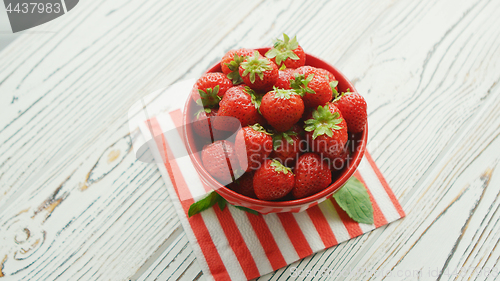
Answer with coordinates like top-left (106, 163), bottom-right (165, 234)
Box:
top-left (213, 85), bottom-right (267, 132)
top-left (274, 68), bottom-right (295, 90)
top-left (234, 124), bottom-right (273, 171)
top-left (292, 153), bottom-right (332, 199)
top-left (333, 90), bottom-right (367, 133)
top-left (239, 51), bottom-right (278, 92)
top-left (253, 159), bottom-right (294, 200)
top-left (191, 72), bottom-right (232, 108)
top-left (330, 142), bottom-right (350, 171)
top-left (201, 140), bottom-right (239, 184)
top-left (304, 104), bottom-right (348, 161)
top-left (221, 48), bottom-right (255, 85)
top-left (270, 125), bottom-right (304, 166)
top-left (260, 88), bottom-right (304, 132)
top-left (192, 108), bottom-right (229, 141)
top-left (315, 68), bottom-right (336, 83)
top-left (291, 68), bottom-right (332, 108)
top-left (228, 172), bottom-right (257, 198)
top-left (265, 34), bottom-right (306, 69)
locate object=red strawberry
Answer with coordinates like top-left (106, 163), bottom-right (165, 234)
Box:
top-left (330, 143), bottom-right (349, 171)
top-left (260, 88), bottom-right (304, 132)
top-left (192, 108), bottom-right (228, 140)
top-left (191, 72), bottom-right (232, 108)
top-left (265, 34), bottom-right (306, 69)
top-left (292, 153), bottom-right (332, 199)
top-left (234, 124), bottom-right (273, 171)
top-left (315, 68), bottom-right (336, 83)
top-left (201, 140), bottom-right (238, 184)
top-left (333, 90), bottom-right (367, 133)
top-left (228, 172), bottom-right (257, 198)
top-left (291, 67), bottom-right (332, 108)
top-left (274, 68), bottom-right (295, 89)
top-left (213, 85), bottom-right (267, 132)
top-left (297, 66), bottom-right (335, 83)
top-left (239, 51), bottom-right (278, 92)
top-left (221, 48), bottom-right (255, 85)
top-left (270, 125), bottom-right (304, 166)
top-left (253, 159), bottom-right (294, 200)
top-left (304, 104), bottom-right (348, 161)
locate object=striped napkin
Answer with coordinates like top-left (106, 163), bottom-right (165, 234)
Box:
top-left (139, 109), bottom-right (405, 281)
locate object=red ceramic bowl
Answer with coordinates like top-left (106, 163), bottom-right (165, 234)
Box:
top-left (184, 47), bottom-right (367, 214)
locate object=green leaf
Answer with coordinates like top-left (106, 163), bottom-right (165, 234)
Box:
top-left (189, 191), bottom-right (261, 216)
top-left (233, 205), bottom-right (259, 215)
top-left (218, 198), bottom-right (227, 211)
top-left (188, 192), bottom-right (225, 217)
top-left (332, 177), bottom-right (374, 224)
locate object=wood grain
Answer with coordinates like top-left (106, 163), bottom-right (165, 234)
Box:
top-left (0, 0), bottom-right (499, 280)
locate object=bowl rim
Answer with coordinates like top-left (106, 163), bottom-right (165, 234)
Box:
top-left (183, 47), bottom-right (367, 209)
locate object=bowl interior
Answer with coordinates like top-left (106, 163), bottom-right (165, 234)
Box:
top-left (183, 47), bottom-right (367, 209)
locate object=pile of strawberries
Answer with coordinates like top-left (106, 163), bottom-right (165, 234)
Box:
top-left (191, 34), bottom-right (367, 201)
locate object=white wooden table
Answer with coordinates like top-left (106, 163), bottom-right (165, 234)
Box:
top-left (1, 0), bottom-right (500, 280)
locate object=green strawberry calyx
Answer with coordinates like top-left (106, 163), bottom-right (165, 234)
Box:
top-left (240, 51), bottom-right (272, 84)
top-left (244, 86), bottom-right (264, 113)
top-left (195, 108), bottom-right (212, 119)
top-left (265, 33), bottom-right (300, 66)
top-left (272, 129), bottom-right (297, 150)
top-left (304, 105), bottom-right (343, 140)
top-left (330, 80), bottom-right (339, 99)
top-left (226, 53), bottom-right (248, 85)
top-left (249, 123), bottom-right (272, 135)
top-left (196, 85), bottom-right (221, 108)
top-left (273, 87), bottom-right (297, 99)
top-left (290, 73), bottom-right (315, 97)
top-left (270, 159), bottom-right (293, 175)
top-left (332, 88), bottom-right (352, 103)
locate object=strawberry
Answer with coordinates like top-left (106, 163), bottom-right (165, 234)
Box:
top-left (234, 124), bottom-right (273, 171)
top-left (228, 172), bottom-right (257, 198)
top-left (292, 153), bottom-right (332, 199)
top-left (192, 108), bottom-right (229, 141)
top-left (221, 48), bottom-right (255, 85)
top-left (253, 159), bottom-right (294, 200)
top-left (191, 72), bottom-right (232, 108)
top-left (315, 68), bottom-right (336, 83)
top-left (239, 51), bottom-right (278, 91)
top-left (333, 90), bottom-right (367, 133)
top-left (270, 124), bottom-right (304, 166)
top-left (213, 85), bottom-right (267, 132)
top-left (260, 88), bottom-right (304, 132)
top-left (201, 140), bottom-right (239, 184)
top-left (304, 104), bottom-right (348, 161)
top-left (265, 34), bottom-right (306, 69)
top-left (291, 67), bottom-right (332, 108)
top-left (274, 68), bottom-right (295, 90)
top-left (330, 142), bottom-right (349, 170)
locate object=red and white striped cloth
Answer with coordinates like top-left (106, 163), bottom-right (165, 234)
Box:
top-left (140, 109), bottom-right (405, 281)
